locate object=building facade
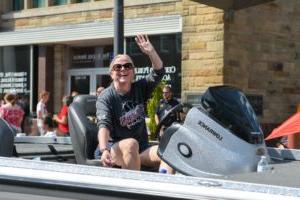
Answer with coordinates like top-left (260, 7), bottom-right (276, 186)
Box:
top-left (0, 0), bottom-right (299, 134)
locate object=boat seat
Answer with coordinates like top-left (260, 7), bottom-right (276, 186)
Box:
top-left (0, 118), bottom-right (15, 157)
top-left (68, 95), bottom-right (101, 166)
top-left (68, 94), bottom-right (159, 172)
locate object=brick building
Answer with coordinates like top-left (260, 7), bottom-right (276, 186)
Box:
top-left (0, 0), bottom-right (299, 134)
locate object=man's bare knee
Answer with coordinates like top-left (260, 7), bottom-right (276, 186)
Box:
top-left (121, 138), bottom-right (139, 154)
top-left (140, 145), bottom-right (160, 167)
top-left (118, 138), bottom-right (140, 170)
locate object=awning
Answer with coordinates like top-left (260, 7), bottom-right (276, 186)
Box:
top-left (191, 0), bottom-right (275, 10)
top-left (266, 112), bottom-right (300, 140)
top-left (0, 15), bottom-right (181, 47)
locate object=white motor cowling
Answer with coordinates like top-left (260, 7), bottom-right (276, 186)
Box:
top-left (158, 86), bottom-right (266, 177)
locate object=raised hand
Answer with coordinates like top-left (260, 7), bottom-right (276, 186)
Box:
top-left (135, 34), bottom-right (162, 69)
top-left (135, 34), bottom-right (154, 55)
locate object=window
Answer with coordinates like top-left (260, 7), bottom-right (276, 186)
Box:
top-left (75, 0), bottom-right (90, 3)
top-left (0, 46), bottom-right (31, 103)
top-left (70, 45), bottom-right (113, 69)
top-left (52, 0), bottom-right (68, 6)
top-left (176, 34), bottom-right (182, 53)
top-left (160, 36), bottom-right (170, 53)
top-left (33, 0), bottom-right (45, 8)
top-left (127, 38), bottom-right (143, 56)
top-left (12, 0), bottom-right (24, 11)
top-left (102, 45), bottom-right (114, 67)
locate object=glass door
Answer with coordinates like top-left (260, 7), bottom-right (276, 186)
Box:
top-left (67, 68), bottom-right (110, 95)
top-left (70, 75), bottom-right (90, 94)
top-left (96, 74), bottom-right (111, 90)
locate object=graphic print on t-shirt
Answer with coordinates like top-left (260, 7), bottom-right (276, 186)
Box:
top-left (119, 101), bottom-right (145, 129)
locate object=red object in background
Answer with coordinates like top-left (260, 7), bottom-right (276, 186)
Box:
top-left (265, 112), bottom-right (300, 140)
top-left (287, 134), bottom-right (300, 149)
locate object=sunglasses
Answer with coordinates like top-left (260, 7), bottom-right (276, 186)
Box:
top-left (112, 63), bottom-right (133, 71)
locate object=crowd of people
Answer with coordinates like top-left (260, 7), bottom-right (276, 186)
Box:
top-left (32, 90), bottom-right (74, 137)
top-left (0, 85), bottom-right (107, 137)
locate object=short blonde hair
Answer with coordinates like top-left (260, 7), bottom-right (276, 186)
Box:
top-left (39, 91), bottom-right (49, 100)
top-left (109, 54), bottom-right (135, 72)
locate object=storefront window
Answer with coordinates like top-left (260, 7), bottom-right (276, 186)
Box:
top-left (126, 33), bottom-right (182, 98)
top-left (33, 0), bottom-right (45, 8)
top-left (160, 36), bottom-right (170, 53)
top-left (12, 0), bottom-right (24, 11)
top-left (70, 45), bottom-right (113, 68)
top-left (0, 46), bottom-right (31, 105)
top-left (52, 0), bottom-right (68, 6)
top-left (75, 0), bottom-right (90, 3)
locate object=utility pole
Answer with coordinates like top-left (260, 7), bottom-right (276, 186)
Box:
top-left (114, 0), bottom-right (124, 56)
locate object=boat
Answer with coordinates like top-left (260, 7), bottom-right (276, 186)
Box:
top-left (1, 86), bottom-right (300, 199)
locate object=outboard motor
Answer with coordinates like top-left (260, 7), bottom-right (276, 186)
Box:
top-left (158, 86), bottom-right (266, 177)
top-left (0, 118), bottom-right (15, 157)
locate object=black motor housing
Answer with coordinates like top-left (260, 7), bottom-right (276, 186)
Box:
top-left (200, 86), bottom-right (263, 144)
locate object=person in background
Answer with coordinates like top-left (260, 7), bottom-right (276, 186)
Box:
top-left (53, 95), bottom-right (73, 136)
top-left (43, 115), bottom-right (57, 137)
top-left (155, 85), bottom-right (179, 135)
top-left (96, 34), bottom-right (173, 174)
top-left (96, 86), bottom-right (105, 97)
top-left (0, 93), bottom-right (24, 134)
top-left (276, 136), bottom-right (288, 149)
top-left (36, 91), bottom-right (50, 136)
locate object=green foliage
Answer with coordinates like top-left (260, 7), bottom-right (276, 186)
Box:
top-left (147, 81), bottom-right (164, 140)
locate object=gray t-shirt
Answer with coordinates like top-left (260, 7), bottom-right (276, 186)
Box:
top-left (96, 68), bottom-right (164, 147)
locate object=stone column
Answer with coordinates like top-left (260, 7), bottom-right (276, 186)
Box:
top-left (181, 0), bottom-right (225, 100)
top-left (1, 0), bottom-right (11, 13)
top-left (24, 0), bottom-right (32, 9)
top-left (38, 45), bottom-right (54, 114)
top-left (53, 45), bottom-right (68, 113)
